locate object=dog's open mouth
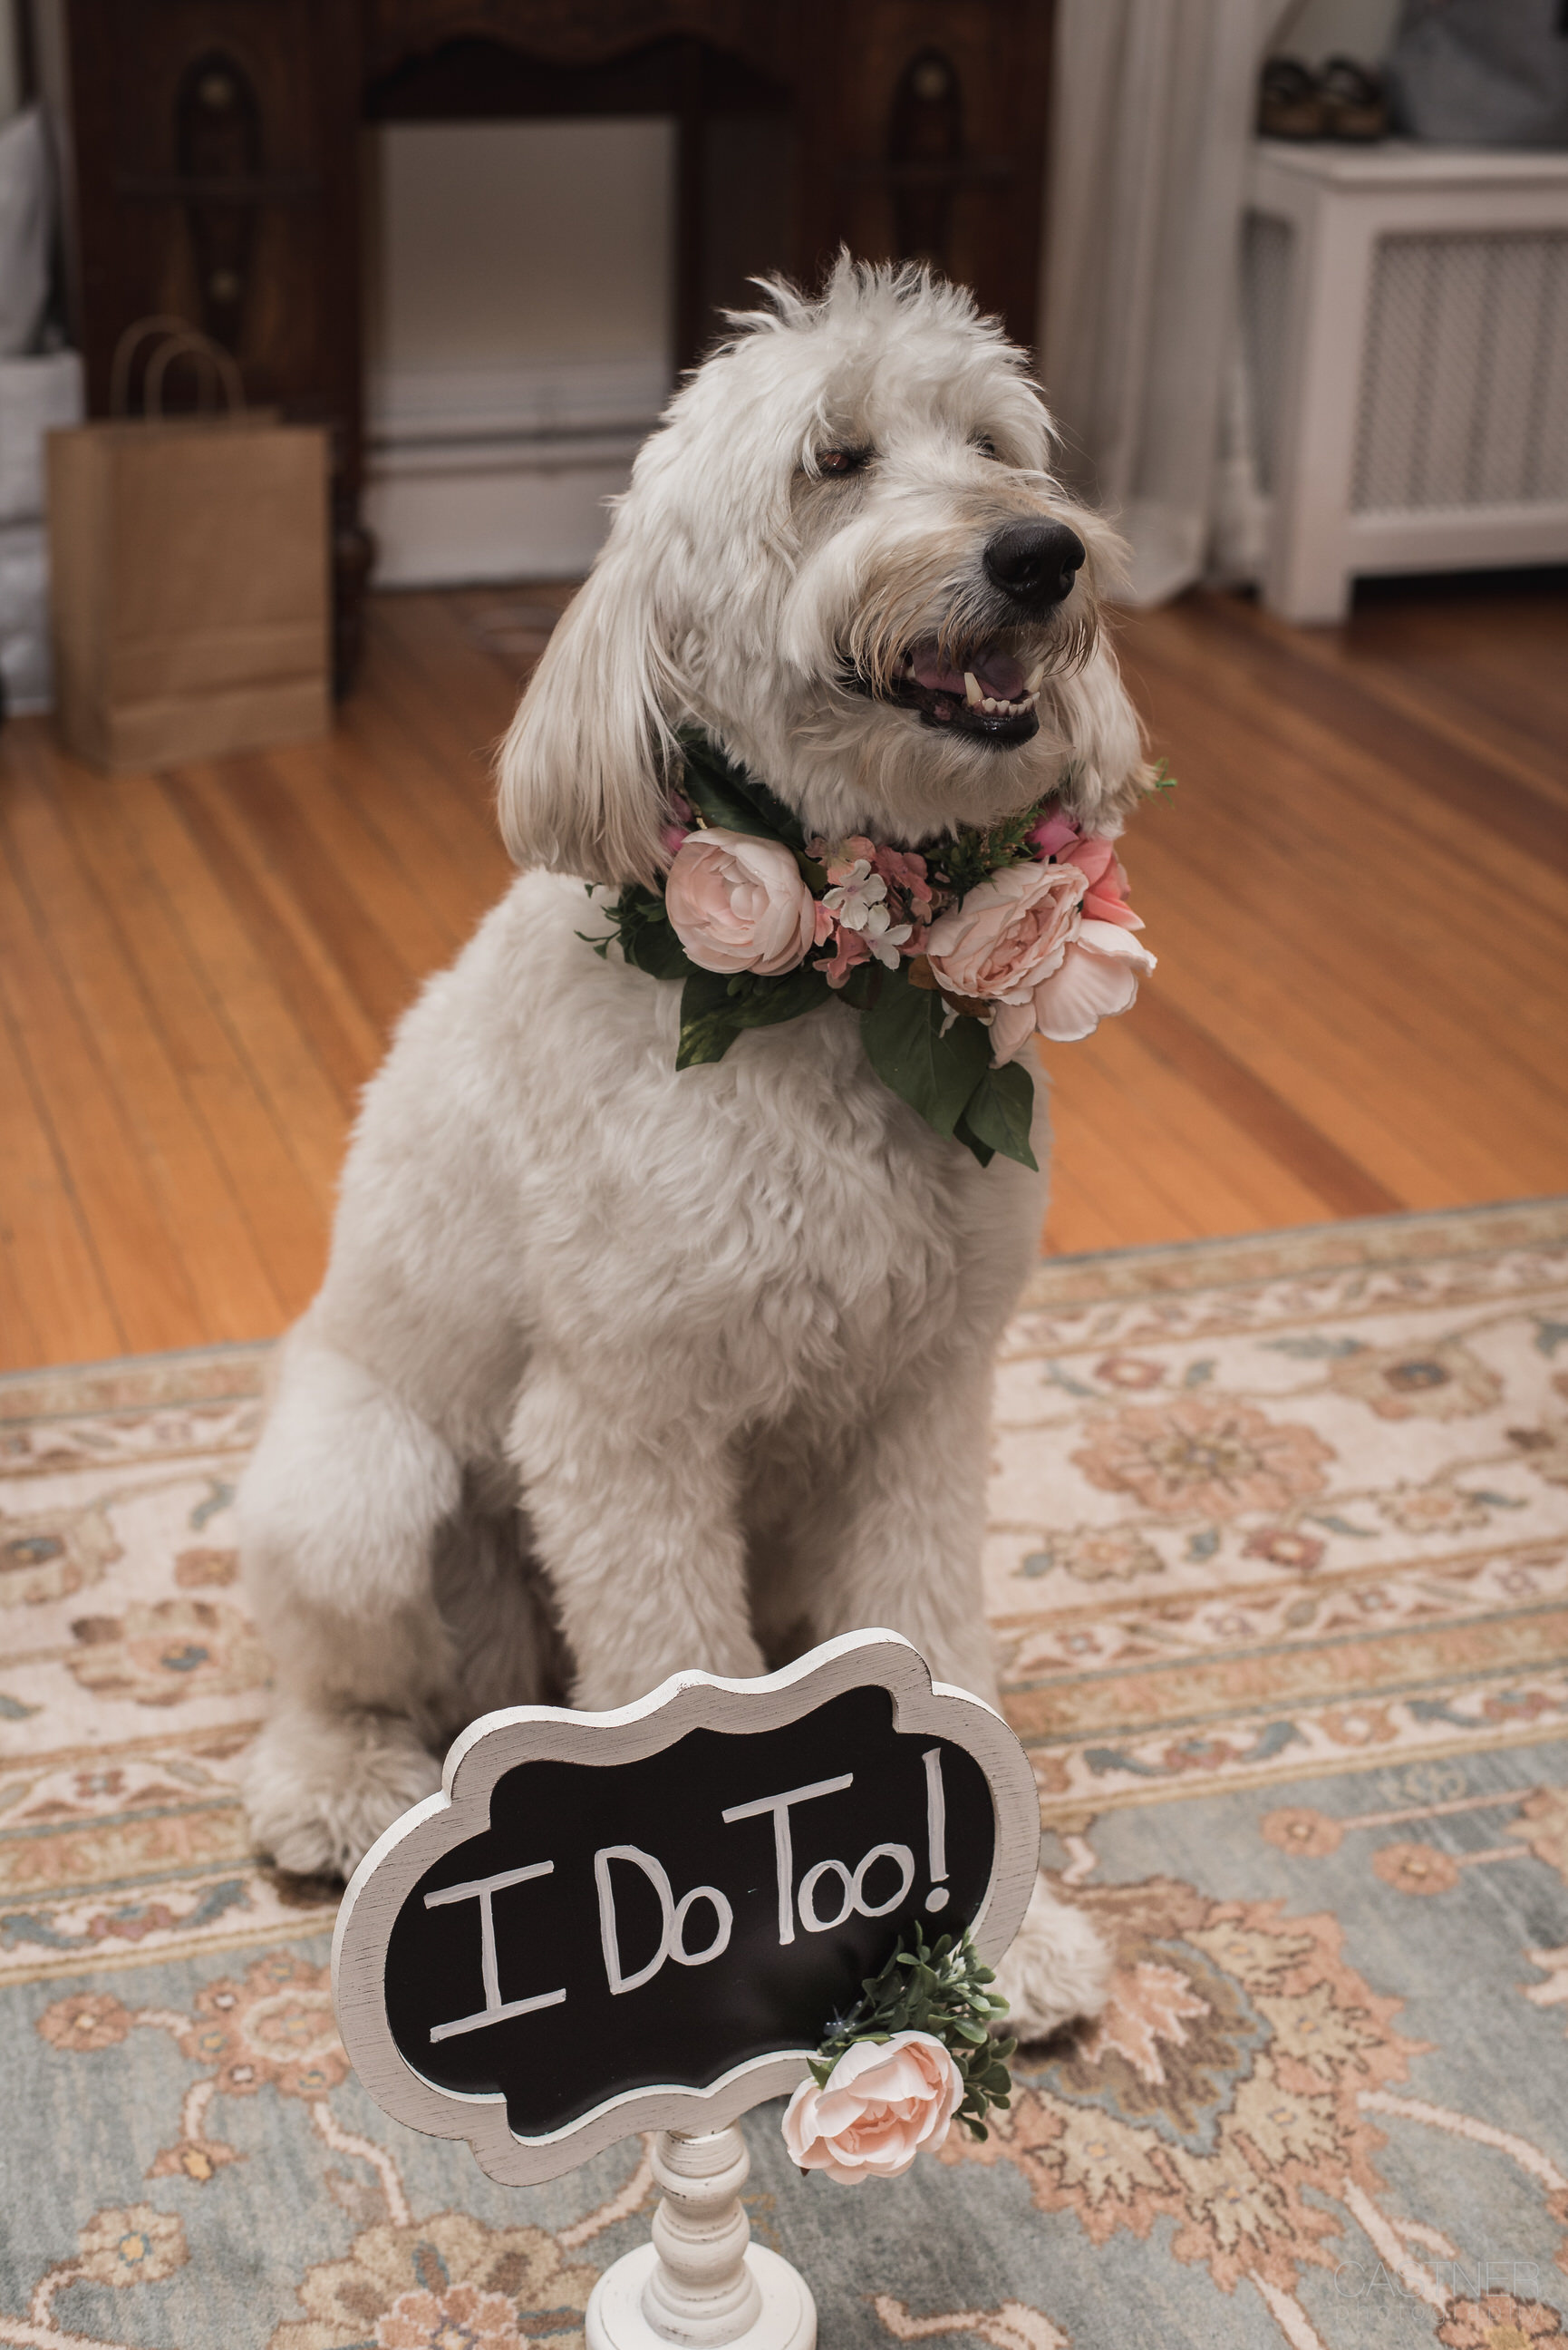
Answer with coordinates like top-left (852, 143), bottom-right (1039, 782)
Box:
top-left (876, 636), bottom-right (1043, 745)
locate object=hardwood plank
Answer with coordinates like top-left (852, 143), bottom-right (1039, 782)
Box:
top-left (114, 772), bottom-right (351, 1203)
top-left (1126, 880), bottom-right (1563, 1202)
top-left (160, 767), bottom-right (380, 1105)
top-left (1112, 991), bottom-right (1402, 1219)
top-left (1043, 1043), bottom-right (1263, 1234)
top-left (1124, 612), bottom-right (1568, 941)
top-left (1122, 626), bottom-right (1568, 1052)
top-left (1120, 714), bottom-right (1568, 1113)
top-left (1158, 591), bottom-right (1568, 873)
top-left (0, 814), bottom-right (201, 1352)
top-left (377, 589), bottom-right (527, 743)
top-left (0, 1206), bottom-right (44, 1370)
top-left (208, 751), bottom-right (424, 1038)
top-left (34, 742), bottom-right (332, 1322)
top-left (289, 733), bottom-right (479, 959)
top-left (0, 986), bottom-right (119, 1369)
top-left (1129, 777), bottom-right (1568, 1169)
top-left (338, 692), bottom-right (513, 920)
top-left (363, 597), bottom-right (521, 811)
top-left (0, 751), bottom-right (284, 1343)
top-left (1036, 1060), bottom-right (1208, 1247)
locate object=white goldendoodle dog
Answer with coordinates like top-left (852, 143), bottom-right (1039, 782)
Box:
top-left (240, 258), bottom-right (1150, 2038)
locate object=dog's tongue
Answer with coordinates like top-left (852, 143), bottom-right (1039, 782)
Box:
top-left (909, 636), bottom-right (1027, 701)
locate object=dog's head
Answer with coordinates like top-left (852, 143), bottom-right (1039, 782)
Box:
top-left (498, 257), bottom-right (1149, 886)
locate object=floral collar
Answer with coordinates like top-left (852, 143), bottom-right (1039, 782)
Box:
top-left (589, 732), bottom-right (1157, 1170)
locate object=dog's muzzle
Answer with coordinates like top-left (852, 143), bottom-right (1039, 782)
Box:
top-left (982, 520), bottom-right (1086, 614)
top-left (850, 520), bottom-right (1089, 748)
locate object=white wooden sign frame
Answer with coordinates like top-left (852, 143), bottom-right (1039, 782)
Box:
top-left (332, 1627), bottom-right (1039, 2188)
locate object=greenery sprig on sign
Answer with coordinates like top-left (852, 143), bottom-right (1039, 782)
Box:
top-left (810, 1926), bottom-right (1017, 2141)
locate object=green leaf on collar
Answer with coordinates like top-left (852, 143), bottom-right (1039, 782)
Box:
top-left (676, 968), bottom-right (741, 1068)
top-left (610, 885), bottom-right (693, 982)
top-left (857, 970), bottom-right (991, 1141)
top-left (678, 731), bottom-right (808, 852)
top-left (722, 965), bottom-right (834, 1031)
top-left (675, 963), bottom-right (834, 1067)
top-left (960, 1059), bottom-right (1039, 1171)
top-left (952, 1109), bottom-right (995, 1168)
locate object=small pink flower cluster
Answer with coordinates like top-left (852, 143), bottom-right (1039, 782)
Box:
top-left (808, 834), bottom-right (935, 988)
top-left (660, 802), bottom-right (1154, 1057)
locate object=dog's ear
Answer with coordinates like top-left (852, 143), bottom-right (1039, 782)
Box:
top-left (1051, 637), bottom-right (1153, 832)
top-left (496, 543), bottom-right (677, 888)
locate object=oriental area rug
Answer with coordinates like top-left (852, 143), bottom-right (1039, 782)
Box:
top-left (4, 1197), bottom-right (1568, 2350)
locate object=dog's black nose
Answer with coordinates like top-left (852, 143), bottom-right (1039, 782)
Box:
top-left (982, 520), bottom-right (1086, 610)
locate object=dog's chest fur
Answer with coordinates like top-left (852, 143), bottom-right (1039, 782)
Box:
top-left (327, 874), bottom-right (1044, 1454)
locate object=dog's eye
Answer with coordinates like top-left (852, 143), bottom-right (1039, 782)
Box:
top-left (973, 434), bottom-right (1001, 461)
top-left (816, 447), bottom-right (871, 477)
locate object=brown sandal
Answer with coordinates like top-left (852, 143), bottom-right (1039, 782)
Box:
top-left (1258, 56), bottom-right (1327, 141)
top-left (1319, 56), bottom-right (1389, 141)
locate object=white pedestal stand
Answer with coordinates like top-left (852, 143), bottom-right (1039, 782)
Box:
top-left (586, 2125), bottom-right (816, 2350)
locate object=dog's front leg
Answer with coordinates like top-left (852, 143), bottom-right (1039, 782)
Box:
top-left (510, 1367), bottom-right (764, 1708)
top-left (801, 1352), bottom-right (1111, 2043)
top-left (801, 1349), bottom-right (1001, 1699)
top-left (239, 1337), bottom-right (465, 1879)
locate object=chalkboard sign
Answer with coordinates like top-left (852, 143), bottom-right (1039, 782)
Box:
top-left (333, 1630), bottom-right (1040, 2187)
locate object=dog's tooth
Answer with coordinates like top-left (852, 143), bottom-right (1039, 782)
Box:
top-left (982, 696), bottom-right (998, 714)
top-left (1024, 663), bottom-right (1045, 694)
top-left (963, 670), bottom-right (983, 708)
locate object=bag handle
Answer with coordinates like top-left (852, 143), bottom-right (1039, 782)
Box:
top-left (110, 318), bottom-right (247, 420)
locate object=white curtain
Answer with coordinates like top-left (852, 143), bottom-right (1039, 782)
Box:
top-left (1040, 0), bottom-right (1275, 603)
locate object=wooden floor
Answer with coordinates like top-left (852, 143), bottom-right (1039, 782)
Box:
top-left (1, 572), bottom-right (1564, 1371)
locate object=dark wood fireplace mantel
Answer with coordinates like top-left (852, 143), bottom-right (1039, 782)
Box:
top-left (34, 0), bottom-right (1054, 687)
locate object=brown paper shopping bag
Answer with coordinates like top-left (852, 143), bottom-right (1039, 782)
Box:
top-left (47, 322), bottom-right (330, 772)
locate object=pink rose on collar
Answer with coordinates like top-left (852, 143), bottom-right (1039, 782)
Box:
top-left (664, 828), bottom-right (816, 976)
top-left (991, 919), bottom-right (1157, 1062)
top-left (1035, 921), bottom-right (1157, 1039)
top-left (781, 2031), bottom-right (963, 2185)
top-left (1064, 834), bottom-right (1142, 929)
top-left (924, 861), bottom-right (1083, 1005)
top-left (1027, 808), bottom-right (1082, 861)
top-left (1029, 813), bottom-right (1142, 931)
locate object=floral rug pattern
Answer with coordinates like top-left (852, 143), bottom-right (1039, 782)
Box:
top-left (3, 1199), bottom-right (1568, 2350)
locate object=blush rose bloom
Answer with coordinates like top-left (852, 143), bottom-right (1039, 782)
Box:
top-left (991, 919), bottom-right (1158, 1062)
top-left (780, 2031), bottom-right (963, 2185)
top-left (924, 861), bottom-right (1085, 1007)
top-left (664, 828), bottom-right (816, 976)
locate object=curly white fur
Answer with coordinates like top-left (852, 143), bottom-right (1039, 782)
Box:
top-left (241, 260), bottom-right (1139, 2037)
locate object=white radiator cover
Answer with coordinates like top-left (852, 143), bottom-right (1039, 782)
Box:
top-left (1238, 142), bottom-right (1568, 622)
top-left (1353, 229), bottom-right (1568, 515)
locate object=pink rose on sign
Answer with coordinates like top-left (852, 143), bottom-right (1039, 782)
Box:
top-left (924, 861), bottom-right (1084, 1006)
top-left (780, 2031), bottom-right (963, 2185)
top-left (664, 828), bottom-right (816, 976)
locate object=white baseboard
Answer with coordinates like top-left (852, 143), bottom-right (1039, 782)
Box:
top-left (364, 355), bottom-right (668, 586)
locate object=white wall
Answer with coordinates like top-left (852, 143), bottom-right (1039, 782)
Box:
top-left (363, 119), bottom-right (675, 586)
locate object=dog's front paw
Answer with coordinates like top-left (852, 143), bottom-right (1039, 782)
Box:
top-left (991, 1873), bottom-right (1111, 2044)
top-left (243, 1706), bottom-right (442, 1880)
